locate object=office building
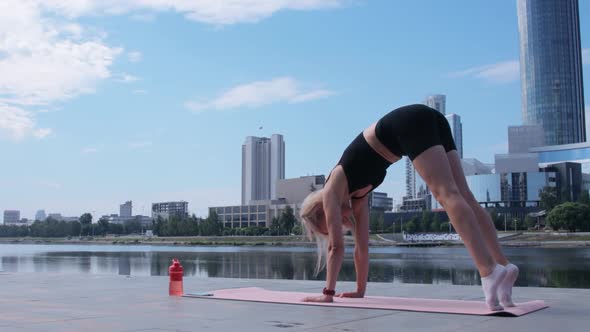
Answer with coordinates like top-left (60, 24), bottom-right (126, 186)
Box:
top-left (242, 134), bottom-right (285, 205)
top-left (369, 192), bottom-right (394, 211)
top-left (151, 201), bottom-right (188, 220)
top-left (35, 210), bottom-right (47, 222)
top-left (445, 113), bottom-right (463, 158)
top-left (3, 210), bottom-right (20, 225)
top-left (275, 175), bottom-right (325, 204)
top-left (517, 0), bottom-right (586, 145)
top-left (120, 201), bottom-right (132, 218)
top-left (508, 125), bottom-right (545, 154)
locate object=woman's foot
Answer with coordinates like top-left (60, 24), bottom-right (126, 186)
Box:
top-left (498, 263), bottom-right (519, 307)
top-left (481, 264), bottom-right (507, 311)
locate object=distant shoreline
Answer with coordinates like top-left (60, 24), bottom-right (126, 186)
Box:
top-left (0, 232), bottom-right (589, 248)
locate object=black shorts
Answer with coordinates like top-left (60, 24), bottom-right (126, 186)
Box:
top-left (375, 104), bottom-right (457, 160)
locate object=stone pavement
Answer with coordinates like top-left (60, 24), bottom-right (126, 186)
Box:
top-left (0, 272), bottom-right (588, 331)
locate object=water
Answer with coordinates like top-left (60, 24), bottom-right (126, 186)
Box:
top-left (1, 244), bottom-right (589, 288)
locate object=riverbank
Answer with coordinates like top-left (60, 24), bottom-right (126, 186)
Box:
top-left (0, 232), bottom-right (589, 248)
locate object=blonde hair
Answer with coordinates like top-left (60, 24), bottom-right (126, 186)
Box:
top-left (300, 188), bottom-right (356, 276)
top-left (299, 188), bottom-right (328, 276)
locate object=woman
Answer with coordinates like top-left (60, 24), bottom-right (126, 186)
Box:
top-left (299, 104), bottom-right (519, 311)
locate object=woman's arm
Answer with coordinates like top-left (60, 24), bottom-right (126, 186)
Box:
top-left (339, 195), bottom-right (369, 297)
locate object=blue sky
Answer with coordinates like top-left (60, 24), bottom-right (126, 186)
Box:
top-left (1, 0), bottom-right (589, 220)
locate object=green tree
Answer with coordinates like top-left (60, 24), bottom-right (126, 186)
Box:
top-left (546, 202), bottom-right (590, 232)
top-left (79, 213), bottom-right (92, 225)
top-left (279, 206), bottom-right (297, 235)
top-left (577, 190), bottom-right (590, 206)
top-left (403, 218), bottom-right (417, 234)
top-left (369, 210), bottom-right (384, 233)
top-left (421, 210), bottom-right (432, 233)
top-left (431, 213), bottom-right (441, 233)
top-left (539, 186), bottom-right (560, 211)
top-left (201, 211), bottom-right (222, 236)
top-left (270, 217), bottom-right (281, 235)
top-left (440, 221), bottom-right (450, 232)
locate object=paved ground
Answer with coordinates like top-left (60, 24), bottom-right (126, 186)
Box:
top-left (0, 272), bottom-right (588, 331)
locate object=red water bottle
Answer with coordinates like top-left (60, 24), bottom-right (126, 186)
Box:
top-left (169, 258), bottom-right (184, 296)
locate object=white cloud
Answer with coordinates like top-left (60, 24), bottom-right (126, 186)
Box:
top-left (82, 147), bottom-right (99, 154)
top-left (133, 89), bottom-right (148, 95)
top-left (117, 73), bottom-right (140, 83)
top-left (185, 77), bottom-right (335, 112)
top-left (38, 0), bottom-right (345, 25)
top-left (449, 60), bottom-right (520, 83)
top-left (0, 0), bottom-right (121, 140)
top-left (127, 51), bottom-right (142, 62)
top-left (128, 141), bottom-right (152, 149)
top-left (0, 103), bottom-right (52, 140)
top-left (130, 13), bottom-right (156, 22)
top-left (583, 48), bottom-right (589, 65)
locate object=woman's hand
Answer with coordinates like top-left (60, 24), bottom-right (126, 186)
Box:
top-left (336, 291), bottom-right (364, 298)
top-left (302, 294), bottom-right (334, 303)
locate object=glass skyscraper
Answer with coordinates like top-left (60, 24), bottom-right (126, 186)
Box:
top-left (517, 0), bottom-right (586, 145)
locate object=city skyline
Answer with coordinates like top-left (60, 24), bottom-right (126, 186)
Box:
top-left (1, 1), bottom-right (589, 220)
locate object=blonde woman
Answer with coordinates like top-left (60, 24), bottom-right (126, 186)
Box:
top-left (300, 104), bottom-right (519, 311)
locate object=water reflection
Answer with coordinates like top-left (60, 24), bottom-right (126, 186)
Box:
top-left (0, 244), bottom-right (589, 288)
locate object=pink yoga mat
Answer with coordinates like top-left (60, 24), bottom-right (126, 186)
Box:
top-left (184, 287), bottom-right (547, 317)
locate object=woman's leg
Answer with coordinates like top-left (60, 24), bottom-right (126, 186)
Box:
top-left (412, 145), bottom-right (506, 310)
top-left (445, 150), bottom-right (509, 265)
top-left (446, 150), bottom-right (519, 306)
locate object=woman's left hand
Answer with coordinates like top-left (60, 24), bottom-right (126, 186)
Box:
top-left (302, 295), bottom-right (333, 303)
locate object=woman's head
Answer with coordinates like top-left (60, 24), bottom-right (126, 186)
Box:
top-left (299, 188), bottom-right (355, 275)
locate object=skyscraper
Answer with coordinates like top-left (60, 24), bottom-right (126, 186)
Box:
top-left (517, 0), bottom-right (586, 145)
top-left (445, 113), bottom-right (463, 158)
top-left (242, 134), bottom-right (285, 205)
top-left (424, 95), bottom-right (446, 115)
top-left (120, 201), bottom-right (132, 218)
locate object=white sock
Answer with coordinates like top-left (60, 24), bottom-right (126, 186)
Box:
top-left (481, 264), bottom-right (507, 311)
top-left (498, 263), bottom-right (519, 307)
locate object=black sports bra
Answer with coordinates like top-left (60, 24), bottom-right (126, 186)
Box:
top-left (328, 133), bottom-right (392, 199)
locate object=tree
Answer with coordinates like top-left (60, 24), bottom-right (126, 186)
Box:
top-left (421, 210), bottom-right (432, 233)
top-left (279, 206), bottom-right (296, 235)
top-left (546, 202), bottom-right (590, 232)
top-left (403, 218), bottom-right (417, 234)
top-left (79, 213), bottom-right (92, 225)
top-left (369, 210), bottom-right (384, 233)
top-left (577, 190), bottom-right (590, 206)
top-left (270, 217), bottom-right (281, 236)
top-left (539, 186), bottom-right (560, 211)
top-left (431, 213), bottom-right (441, 233)
top-left (98, 217), bottom-right (109, 236)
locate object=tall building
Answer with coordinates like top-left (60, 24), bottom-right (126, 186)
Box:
top-left (368, 192), bottom-right (394, 211)
top-left (445, 113), bottom-right (463, 158)
top-left (517, 0), bottom-right (586, 145)
top-left (35, 209), bottom-right (47, 222)
top-left (276, 175), bottom-right (325, 204)
top-left (242, 134), bottom-right (285, 205)
top-left (151, 201), bottom-right (188, 220)
top-left (508, 125), bottom-right (545, 153)
top-left (3, 210), bottom-right (20, 224)
top-left (424, 95), bottom-right (446, 115)
top-left (120, 201), bottom-right (132, 218)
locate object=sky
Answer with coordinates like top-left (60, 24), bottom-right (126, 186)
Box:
top-left (1, 0), bottom-right (589, 221)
